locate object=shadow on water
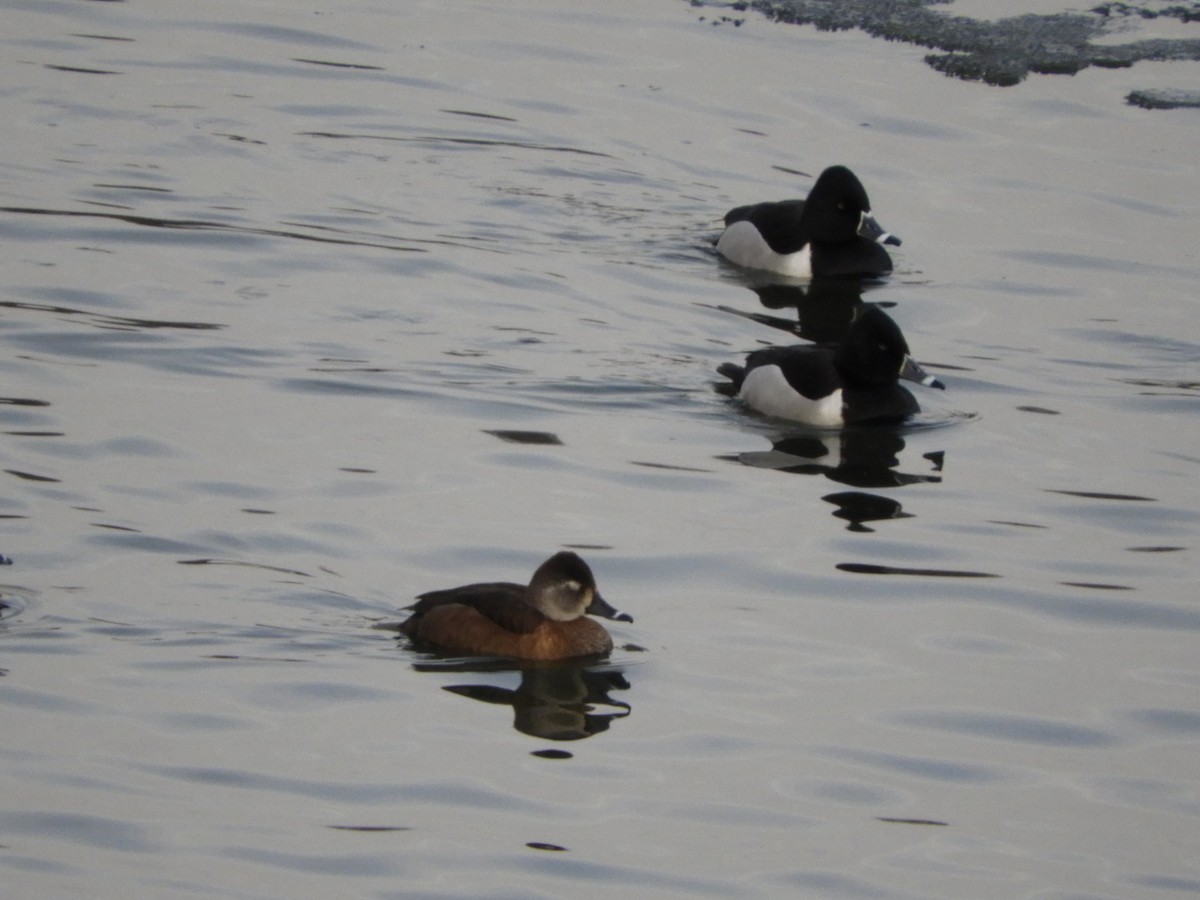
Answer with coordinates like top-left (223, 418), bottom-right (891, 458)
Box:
top-left (411, 657), bottom-right (633, 744)
top-left (300, 130), bottom-right (616, 159)
top-left (0, 205), bottom-right (434, 254)
top-left (0, 298), bottom-right (223, 333)
top-left (0, 574), bottom-right (23, 625)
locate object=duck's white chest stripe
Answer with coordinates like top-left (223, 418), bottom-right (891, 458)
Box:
top-left (739, 365), bottom-right (844, 426)
top-left (717, 221), bottom-right (813, 277)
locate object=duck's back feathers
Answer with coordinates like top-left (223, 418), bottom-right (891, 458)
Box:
top-left (743, 345), bottom-right (841, 400)
top-left (734, 352), bottom-right (846, 426)
top-left (404, 583), bottom-right (543, 636)
top-left (723, 199), bottom-right (809, 254)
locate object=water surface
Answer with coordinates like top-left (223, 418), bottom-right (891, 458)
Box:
top-left (1, 0), bottom-right (1198, 897)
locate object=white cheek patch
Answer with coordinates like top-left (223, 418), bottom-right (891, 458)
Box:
top-left (717, 221), bottom-right (813, 277)
top-left (739, 365), bottom-right (844, 426)
top-left (543, 580), bottom-right (587, 622)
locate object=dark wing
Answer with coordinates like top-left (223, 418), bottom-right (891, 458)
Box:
top-left (410, 581), bottom-right (520, 611)
top-left (842, 384), bottom-right (919, 425)
top-left (744, 344), bottom-right (841, 401)
top-left (811, 237), bottom-right (894, 278)
top-left (724, 200), bottom-right (809, 255)
top-left (407, 582), bottom-right (545, 634)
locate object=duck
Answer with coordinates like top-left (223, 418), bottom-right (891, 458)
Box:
top-left (717, 306), bottom-right (943, 426)
top-left (716, 165), bottom-right (901, 278)
top-left (399, 551), bottom-right (631, 660)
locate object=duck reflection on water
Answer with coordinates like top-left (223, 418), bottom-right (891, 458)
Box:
top-left (721, 429), bottom-right (943, 489)
top-left (823, 491), bottom-right (912, 533)
top-left (716, 276), bottom-right (876, 345)
top-left (413, 659), bottom-right (633, 742)
top-left (720, 430), bottom-right (944, 531)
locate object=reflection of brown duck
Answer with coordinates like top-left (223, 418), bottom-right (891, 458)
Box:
top-left (400, 552), bottom-right (632, 661)
top-left (444, 667), bottom-right (632, 741)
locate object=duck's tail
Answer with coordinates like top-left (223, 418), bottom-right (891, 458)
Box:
top-left (716, 362), bottom-right (745, 395)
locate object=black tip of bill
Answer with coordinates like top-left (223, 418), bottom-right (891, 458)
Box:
top-left (858, 212), bottom-right (901, 247)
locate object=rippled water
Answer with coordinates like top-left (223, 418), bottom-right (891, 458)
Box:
top-left (2, 0), bottom-right (1199, 897)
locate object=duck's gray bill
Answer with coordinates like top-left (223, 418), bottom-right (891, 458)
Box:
top-left (587, 593), bottom-right (633, 623)
top-left (858, 211), bottom-right (901, 247)
top-left (900, 356), bottom-right (945, 390)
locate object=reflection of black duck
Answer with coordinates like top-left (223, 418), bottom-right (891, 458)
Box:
top-left (722, 278), bottom-right (870, 345)
top-left (400, 552), bottom-right (632, 661)
top-left (823, 491), bottom-right (913, 532)
top-left (443, 667), bottom-right (631, 741)
top-left (716, 166), bottom-right (900, 278)
top-left (722, 431), bottom-right (943, 489)
top-left (717, 307), bottom-right (944, 426)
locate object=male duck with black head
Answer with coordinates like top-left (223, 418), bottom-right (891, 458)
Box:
top-left (717, 165), bottom-right (901, 279)
top-left (718, 307), bottom-right (944, 427)
top-left (400, 551), bottom-right (632, 661)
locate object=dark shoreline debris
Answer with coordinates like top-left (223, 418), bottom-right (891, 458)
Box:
top-left (700, 0), bottom-right (1200, 97)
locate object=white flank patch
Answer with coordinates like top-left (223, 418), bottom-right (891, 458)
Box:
top-left (717, 221), bottom-right (812, 277)
top-left (739, 365), bottom-right (844, 426)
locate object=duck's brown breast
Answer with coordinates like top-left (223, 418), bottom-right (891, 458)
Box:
top-left (404, 603), bottom-right (612, 660)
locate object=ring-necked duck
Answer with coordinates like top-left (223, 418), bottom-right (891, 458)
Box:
top-left (716, 165), bottom-right (900, 278)
top-left (717, 307), bottom-right (944, 426)
top-left (400, 551), bottom-right (631, 660)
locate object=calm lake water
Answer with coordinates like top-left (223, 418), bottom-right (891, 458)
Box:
top-left (1, 0), bottom-right (1198, 897)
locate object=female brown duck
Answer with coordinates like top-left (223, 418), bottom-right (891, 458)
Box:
top-left (400, 551), bottom-right (632, 660)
